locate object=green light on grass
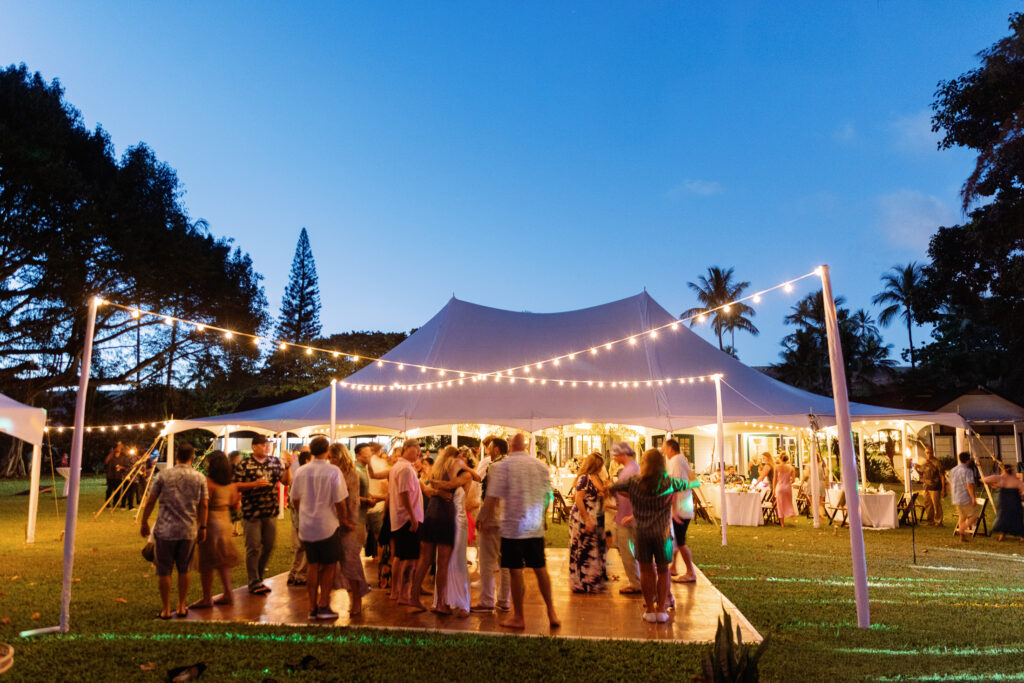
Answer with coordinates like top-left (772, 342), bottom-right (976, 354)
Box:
top-left (838, 646), bottom-right (1024, 656)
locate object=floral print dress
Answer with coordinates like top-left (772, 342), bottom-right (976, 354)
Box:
top-left (569, 474), bottom-right (606, 593)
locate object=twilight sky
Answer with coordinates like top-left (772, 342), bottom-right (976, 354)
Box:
top-left (2, 2), bottom-right (1016, 365)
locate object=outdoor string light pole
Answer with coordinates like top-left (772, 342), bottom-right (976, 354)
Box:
top-left (22, 295), bottom-right (100, 637)
top-left (819, 265), bottom-right (871, 629)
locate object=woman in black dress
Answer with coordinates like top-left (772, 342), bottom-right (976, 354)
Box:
top-left (983, 463), bottom-right (1024, 542)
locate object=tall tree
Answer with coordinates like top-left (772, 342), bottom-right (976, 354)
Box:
top-left (0, 64), bottom-right (269, 473)
top-left (681, 266), bottom-right (758, 354)
top-left (276, 227), bottom-right (322, 343)
top-left (916, 12), bottom-right (1024, 400)
top-left (773, 290), bottom-right (894, 398)
top-left (872, 262), bottom-right (925, 368)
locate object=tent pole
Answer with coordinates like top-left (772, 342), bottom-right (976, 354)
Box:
top-left (166, 432), bottom-right (174, 468)
top-left (858, 427), bottom-right (867, 488)
top-left (901, 422), bottom-right (911, 488)
top-left (1014, 422), bottom-right (1021, 468)
top-left (451, 423), bottom-right (458, 449)
top-left (714, 375), bottom-right (727, 546)
top-left (808, 419), bottom-right (822, 529)
top-left (26, 442), bottom-right (42, 543)
top-left (330, 379), bottom-right (337, 443)
top-left (820, 265), bottom-right (870, 628)
top-left (59, 295), bottom-right (98, 633)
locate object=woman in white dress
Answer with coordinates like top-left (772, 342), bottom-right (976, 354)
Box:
top-left (431, 447), bottom-right (480, 617)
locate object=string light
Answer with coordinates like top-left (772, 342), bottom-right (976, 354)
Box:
top-left (336, 371), bottom-right (724, 392)
top-left (96, 269), bottom-right (818, 380)
top-left (46, 420), bottom-right (170, 433)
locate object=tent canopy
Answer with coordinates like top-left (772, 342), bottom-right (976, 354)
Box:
top-left (935, 388), bottom-right (1024, 425)
top-left (170, 292), bottom-right (966, 435)
top-left (0, 392), bottom-right (46, 446)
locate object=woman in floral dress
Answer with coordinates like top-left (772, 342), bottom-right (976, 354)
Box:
top-left (569, 452), bottom-right (608, 593)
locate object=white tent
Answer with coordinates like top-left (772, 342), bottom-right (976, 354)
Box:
top-left (1, 392), bottom-right (47, 543)
top-left (169, 292), bottom-right (965, 436)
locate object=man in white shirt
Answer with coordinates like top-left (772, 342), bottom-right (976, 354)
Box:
top-left (663, 438), bottom-right (696, 583)
top-left (290, 436), bottom-right (350, 620)
top-left (389, 439), bottom-right (425, 605)
top-left (478, 433), bottom-right (560, 630)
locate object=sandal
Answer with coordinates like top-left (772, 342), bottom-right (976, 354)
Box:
top-left (175, 608), bottom-right (189, 618)
top-left (156, 612), bottom-right (173, 620)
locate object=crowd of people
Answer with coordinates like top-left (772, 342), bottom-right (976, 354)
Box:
top-left (138, 431), bottom-right (704, 627)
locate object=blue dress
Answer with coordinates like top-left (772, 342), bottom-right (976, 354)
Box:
top-left (993, 487), bottom-right (1024, 538)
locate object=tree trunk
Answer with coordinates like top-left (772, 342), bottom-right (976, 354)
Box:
top-left (1, 439), bottom-right (27, 478)
top-left (907, 316), bottom-right (916, 368)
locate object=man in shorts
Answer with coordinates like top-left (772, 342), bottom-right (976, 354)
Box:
top-left (478, 434), bottom-right (560, 629)
top-left (140, 442), bottom-right (208, 619)
top-left (949, 451), bottom-right (980, 542)
top-left (389, 439), bottom-right (425, 605)
top-left (290, 436), bottom-right (351, 619)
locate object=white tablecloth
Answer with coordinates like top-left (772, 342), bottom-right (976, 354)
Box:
top-left (704, 487), bottom-right (764, 526)
top-left (56, 467), bottom-right (74, 497)
top-left (825, 488), bottom-right (897, 529)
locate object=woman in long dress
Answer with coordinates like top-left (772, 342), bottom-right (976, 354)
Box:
top-left (329, 444), bottom-right (371, 615)
top-left (774, 453), bottom-right (797, 526)
top-left (983, 463), bottom-right (1024, 541)
top-left (569, 452), bottom-right (607, 593)
top-left (430, 446), bottom-right (481, 617)
top-left (191, 451), bottom-right (240, 608)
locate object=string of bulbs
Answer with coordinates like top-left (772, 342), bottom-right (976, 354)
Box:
top-left (94, 268), bottom-right (821, 380)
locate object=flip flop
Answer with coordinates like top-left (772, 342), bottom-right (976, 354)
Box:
top-left (671, 576), bottom-right (697, 584)
top-left (175, 608), bottom-right (189, 618)
top-left (156, 613), bottom-right (172, 620)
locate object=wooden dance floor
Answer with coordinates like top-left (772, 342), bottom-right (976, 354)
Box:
top-left (184, 549), bottom-right (760, 643)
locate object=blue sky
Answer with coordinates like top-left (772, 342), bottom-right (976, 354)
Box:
top-left (2, 2), bottom-right (1015, 365)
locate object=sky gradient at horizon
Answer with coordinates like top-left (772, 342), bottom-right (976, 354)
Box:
top-left (2, 2), bottom-right (1016, 365)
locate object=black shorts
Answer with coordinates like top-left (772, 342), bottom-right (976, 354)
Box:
top-left (672, 518), bottom-right (691, 548)
top-left (634, 532), bottom-right (673, 566)
top-left (500, 537), bottom-right (545, 569)
top-left (393, 522), bottom-right (421, 560)
top-left (303, 528), bottom-right (341, 565)
top-left (154, 538), bottom-right (195, 577)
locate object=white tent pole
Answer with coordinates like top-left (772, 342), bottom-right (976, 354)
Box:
top-left (1014, 422), bottom-right (1021, 467)
top-left (451, 423), bottom-right (458, 449)
top-left (809, 422), bottom-right (822, 529)
top-left (901, 422), bottom-right (911, 488)
top-left (714, 375), bottom-right (727, 546)
top-left (858, 427), bottom-right (867, 488)
top-left (820, 265), bottom-right (870, 628)
top-left (330, 379), bottom-right (337, 443)
top-left (166, 435), bottom-right (174, 468)
top-left (55, 295), bottom-right (98, 634)
top-left (26, 442), bottom-right (42, 543)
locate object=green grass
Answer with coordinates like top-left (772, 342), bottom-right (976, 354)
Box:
top-left (2, 476), bottom-right (1024, 681)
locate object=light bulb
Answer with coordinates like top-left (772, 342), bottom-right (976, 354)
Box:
top-left (553, 359), bottom-right (560, 366)
top-left (629, 337), bottom-right (637, 345)
top-left (305, 347), bottom-right (312, 355)
top-left (604, 343), bottom-right (612, 350)
top-left (784, 283), bottom-right (793, 292)
top-left (163, 317), bottom-right (173, 325)
top-left (398, 364), bottom-right (404, 370)
top-left (722, 305), bottom-right (731, 313)
top-left (279, 342), bottom-right (287, 350)
top-left (649, 330), bottom-right (657, 339)
top-left (421, 366), bottom-right (427, 373)
top-left (753, 294), bottom-right (761, 303)
top-left (132, 309), bottom-right (141, 319)
top-left (535, 362), bottom-right (542, 370)
top-left (224, 331), bottom-right (233, 340)
top-left (569, 353), bottom-right (576, 360)
top-left (671, 322), bottom-right (679, 330)
top-left (590, 348), bottom-right (597, 355)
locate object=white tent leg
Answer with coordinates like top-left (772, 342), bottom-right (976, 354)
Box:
top-left (809, 422), bottom-right (822, 529)
top-left (330, 380), bottom-right (337, 443)
top-left (714, 376), bottom-right (727, 546)
top-left (858, 428), bottom-right (867, 488)
top-left (901, 423), bottom-right (911, 487)
top-left (26, 443), bottom-right (42, 544)
top-left (821, 265), bottom-right (870, 628)
top-left (166, 434), bottom-right (174, 468)
top-left (451, 424), bottom-right (458, 449)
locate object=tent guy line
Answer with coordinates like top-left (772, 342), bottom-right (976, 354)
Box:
top-left (90, 268), bottom-right (820, 379)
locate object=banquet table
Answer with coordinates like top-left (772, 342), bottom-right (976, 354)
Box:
top-left (825, 488), bottom-right (898, 529)
top-left (704, 486), bottom-right (764, 526)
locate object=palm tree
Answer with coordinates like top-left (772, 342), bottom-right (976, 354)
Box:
top-left (682, 266), bottom-right (759, 353)
top-left (872, 262), bottom-right (924, 368)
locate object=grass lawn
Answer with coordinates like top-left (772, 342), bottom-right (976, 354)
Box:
top-left (2, 476), bottom-right (1024, 681)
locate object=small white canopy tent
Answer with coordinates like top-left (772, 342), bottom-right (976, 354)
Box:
top-left (169, 292), bottom-right (966, 436)
top-left (935, 387), bottom-right (1024, 466)
top-left (1, 392), bottom-right (47, 543)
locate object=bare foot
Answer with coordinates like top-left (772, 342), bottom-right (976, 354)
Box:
top-left (548, 611), bottom-right (561, 628)
top-left (432, 606), bottom-right (452, 616)
top-left (500, 617), bottom-right (526, 629)
top-left (213, 594), bottom-right (233, 606)
top-left (453, 608), bottom-right (469, 618)
top-left (188, 599), bottom-right (214, 609)
top-left (402, 600), bottom-right (427, 612)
